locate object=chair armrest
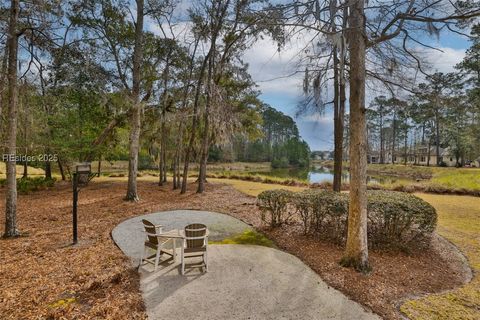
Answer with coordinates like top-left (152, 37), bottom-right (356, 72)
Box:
top-left (142, 230), bottom-right (167, 238)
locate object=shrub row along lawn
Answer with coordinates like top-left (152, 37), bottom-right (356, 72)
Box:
top-left (400, 193), bottom-right (480, 320)
top-left (257, 189), bottom-right (437, 250)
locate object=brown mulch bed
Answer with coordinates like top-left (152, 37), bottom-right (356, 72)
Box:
top-left (0, 180), bottom-right (466, 319)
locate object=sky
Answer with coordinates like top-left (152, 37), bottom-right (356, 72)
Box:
top-left (242, 31), bottom-right (471, 151)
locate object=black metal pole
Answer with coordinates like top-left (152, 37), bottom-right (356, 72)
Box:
top-left (72, 172), bottom-right (78, 244)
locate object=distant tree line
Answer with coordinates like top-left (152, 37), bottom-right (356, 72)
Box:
top-left (214, 105), bottom-right (310, 168)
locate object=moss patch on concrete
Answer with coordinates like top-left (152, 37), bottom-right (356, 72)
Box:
top-left (210, 230), bottom-right (274, 247)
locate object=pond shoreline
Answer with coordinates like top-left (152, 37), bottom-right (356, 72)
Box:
top-left (315, 160), bottom-right (433, 180)
top-left (202, 170), bottom-right (480, 197)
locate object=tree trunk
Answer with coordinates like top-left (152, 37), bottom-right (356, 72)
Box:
top-left (162, 141), bottom-right (167, 182)
top-left (158, 151), bottom-right (163, 186)
top-left (427, 138), bottom-right (431, 167)
top-left (172, 156), bottom-right (177, 189)
top-left (4, 0), bottom-right (20, 238)
top-left (125, 96), bottom-right (141, 200)
top-left (379, 110), bottom-right (384, 164)
top-left (333, 48), bottom-right (342, 192)
top-left (335, 10), bottom-right (347, 184)
top-left (22, 95), bottom-right (28, 179)
top-left (58, 158), bottom-right (66, 181)
top-left (197, 52), bottom-right (215, 194)
top-left (181, 54), bottom-right (210, 194)
top-left (158, 117), bottom-right (166, 187)
top-left (176, 152), bottom-right (181, 188)
top-left (97, 155), bottom-right (102, 177)
top-left (173, 122), bottom-right (183, 190)
top-left (404, 128), bottom-right (408, 165)
top-left (391, 109), bottom-right (396, 164)
top-left (176, 39), bottom-right (199, 193)
top-left (159, 54), bottom-right (171, 186)
top-left (414, 130), bottom-right (418, 165)
top-left (45, 158), bottom-right (52, 179)
top-left (340, 0), bottom-right (370, 272)
top-left (196, 0), bottom-right (231, 194)
top-left (421, 123), bottom-right (425, 144)
top-left (0, 52), bottom-right (8, 137)
top-left (125, 0), bottom-right (144, 201)
top-left (22, 161), bottom-right (27, 179)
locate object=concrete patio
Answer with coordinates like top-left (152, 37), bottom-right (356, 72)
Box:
top-left (112, 210), bottom-right (380, 320)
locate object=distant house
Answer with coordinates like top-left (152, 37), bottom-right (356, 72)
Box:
top-left (311, 151), bottom-right (333, 161)
top-left (367, 151), bottom-right (381, 164)
top-left (368, 145), bottom-right (475, 167)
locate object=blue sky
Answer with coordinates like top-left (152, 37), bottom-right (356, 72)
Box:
top-left (242, 31), bottom-right (471, 151)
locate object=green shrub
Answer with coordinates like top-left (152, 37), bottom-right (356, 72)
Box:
top-left (259, 189), bottom-right (437, 249)
top-left (291, 190), bottom-right (315, 234)
top-left (0, 177), bottom-right (56, 194)
top-left (366, 190), bottom-right (437, 247)
top-left (257, 189), bottom-right (294, 227)
top-left (298, 190), bottom-right (348, 243)
top-left (271, 157), bottom-right (289, 169)
top-left (291, 190), bottom-right (348, 240)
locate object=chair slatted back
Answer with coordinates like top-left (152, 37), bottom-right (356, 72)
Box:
top-left (185, 223), bottom-right (207, 249)
top-left (142, 219), bottom-right (158, 245)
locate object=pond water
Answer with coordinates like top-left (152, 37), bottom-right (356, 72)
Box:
top-left (252, 165), bottom-right (413, 185)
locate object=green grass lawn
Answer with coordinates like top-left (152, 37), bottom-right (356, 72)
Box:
top-left (401, 193), bottom-right (480, 320)
top-left (361, 164), bottom-right (480, 194)
top-left (430, 168), bottom-right (480, 191)
top-left (367, 164), bottom-right (480, 192)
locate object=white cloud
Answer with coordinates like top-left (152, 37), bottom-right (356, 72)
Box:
top-left (425, 47), bottom-right (466, 73)
top-left (242, 37), bottom-right (307, 97)
top-left (300, 114), bottom-right (333, 123)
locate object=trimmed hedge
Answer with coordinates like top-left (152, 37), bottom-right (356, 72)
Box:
top-left (257, 189), bottom-right (437, 249)
top-left (257, 189), bottom-right (294, 227)
top-left (366, 190), bottom-right (437, 247)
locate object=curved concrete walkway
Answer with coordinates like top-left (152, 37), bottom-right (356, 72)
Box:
top-left (112, 210), bottom-right (380, 320)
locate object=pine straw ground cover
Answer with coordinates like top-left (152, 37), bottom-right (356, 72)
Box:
top-left (0, 179), bottom-right (469, 319)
